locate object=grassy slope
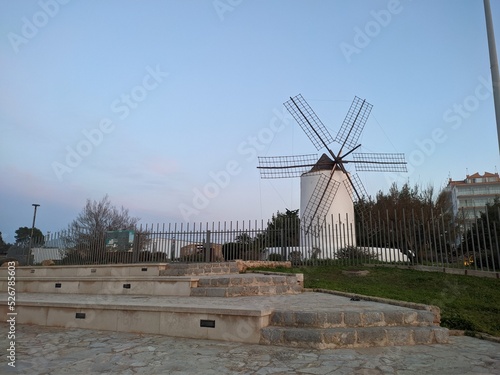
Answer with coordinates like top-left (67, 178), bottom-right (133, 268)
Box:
top-left (264, 265), bottom-right (500, 336)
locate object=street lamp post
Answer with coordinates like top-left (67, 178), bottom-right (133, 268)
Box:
top-left (27, 204), bottom-right (40, 266)
top-left (484, 0), bottom-right (500, 153)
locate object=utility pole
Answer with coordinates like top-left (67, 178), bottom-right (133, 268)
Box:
top-left (27, 204), bottom-right (40, 266)
top-left (484, 0), bottom-right (500, 154)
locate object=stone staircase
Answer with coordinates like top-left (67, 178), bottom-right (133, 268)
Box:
top-left (0, 262), bottom-right (449, 348)
top-left (0, 262), bottom-right (302, 298)
top-left (261, 305), bottom-right (448, 349)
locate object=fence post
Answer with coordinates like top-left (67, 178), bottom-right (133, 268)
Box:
top-left (170, 237), bottom-right (176, 262)
top-left (204, 230), bottom-right (211, 263)
top-left (132, 231), bottom-right (140, 263)
top-left (280, 226), bottom-right (286, 261)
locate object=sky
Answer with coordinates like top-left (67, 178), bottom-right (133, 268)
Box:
top-left (1, 0), bottom-right (500, 243)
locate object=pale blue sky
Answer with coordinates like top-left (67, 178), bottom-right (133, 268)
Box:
top-left (1, 0), bottom-right (499, 242)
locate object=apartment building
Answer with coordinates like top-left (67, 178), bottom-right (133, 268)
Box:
top-left (447, 171), bottom-right (500, 220)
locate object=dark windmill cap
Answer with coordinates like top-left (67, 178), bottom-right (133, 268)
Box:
top-left (309, 153), bottom-right (340, 172)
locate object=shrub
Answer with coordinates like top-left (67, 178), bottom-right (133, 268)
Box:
top-left (441, 313), bottom-right (476, 331)
top-left (268, 253), bottom-right (283, 261)
top-left (336, 246), bottom-right (377, 262)
top-left (288, 250), bottom-right (303, 266)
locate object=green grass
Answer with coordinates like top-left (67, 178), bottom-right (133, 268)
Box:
top-left (256, 265), bottom-right (500, 336)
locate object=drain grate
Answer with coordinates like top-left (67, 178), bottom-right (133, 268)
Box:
top-left (200, 320), bottom-right (215, 328)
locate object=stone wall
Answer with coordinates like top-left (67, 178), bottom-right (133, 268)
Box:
top-left (234, 260), bottom-right (291, 273)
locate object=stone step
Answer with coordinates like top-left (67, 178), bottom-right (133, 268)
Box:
top-left (159, 262), bottom-right (240, 276)
top-left (197, 275), bottom-right (300, 288)
top-left (260, 325), bottom-right (449, 349)
top-left (269, 309), bottom-right (436, 329)
top-left (191, 273), bottom-right (304, 297)
top-left (190, 284), bottom-right (303, 297)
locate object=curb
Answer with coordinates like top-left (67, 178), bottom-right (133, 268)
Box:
top-left (307, 288), bottom-right (441, 324)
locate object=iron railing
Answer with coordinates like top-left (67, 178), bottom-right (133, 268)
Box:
top-left (8, 206), bottom-right (500, 274)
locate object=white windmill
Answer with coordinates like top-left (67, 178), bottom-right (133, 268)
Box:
top-left (258, 94), bottom-right (407, 257)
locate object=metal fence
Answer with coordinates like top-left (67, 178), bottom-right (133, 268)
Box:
top-left (10, 206), bottom-right (500, 274)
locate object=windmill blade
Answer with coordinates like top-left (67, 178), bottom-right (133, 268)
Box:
top-left (257, 154), bottom-right (319, 179)
top-left (302, 173), bottom-right (340, 235)
top-left (343, 173), bottom-right (372, 221)
top-left (351, 153), bottom-right (407, 172)
top-left (284, 94), bottom-right (334, 151)
top-left (343, 173), bottom-right (368, 202)
top-left (335, 96), bottom-right (373, 150)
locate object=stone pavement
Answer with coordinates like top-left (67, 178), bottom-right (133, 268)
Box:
top-left (1, 323), bottom-right (499, 374)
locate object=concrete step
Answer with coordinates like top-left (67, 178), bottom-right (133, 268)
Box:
top-left (0, 264), bottom-right (167, 278)
top-left (190, 284), bottom-right (303, 297)
top-left (0, 293), bottom-right (271, 344)
top-left (0, 276), bottom-right (198, 296)
top-left (260, 325), bottom-right (449, 349)
top-left (159, 262), bottom-right (240, 276)
top-left (269, 308), bottom-right (436, 328)
top-left (0, 262), bottom-right (240, 278)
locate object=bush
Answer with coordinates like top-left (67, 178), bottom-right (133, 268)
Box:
top-left (6, 245), bottom-right (31, 266)
top-left (336, 246), bottom-right (377, 262)
top-left (138, 251), bottom-right (169, 262)
top-left (268, 253), bottom-right (283, 261)
top-left (60, 249), bottom-right (95, 265)
top-left (289, 250), bottom-right (303, 266)
top-left (441, 313), bottom-right (476, 331)
top-left (222, 242), bottom-right (244, 260)
top-left (477, 250), bottom-right (500, 271)
top-left (180, 252), bottom-right (205, 262)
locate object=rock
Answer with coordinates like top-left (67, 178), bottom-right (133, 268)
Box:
top-left (1, 259), bottom-right (19, 267)
top-left (342, 270), bottom-right (370, 276)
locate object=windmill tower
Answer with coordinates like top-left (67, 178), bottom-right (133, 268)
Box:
top-left (258, 94), bottom-right (407, 257)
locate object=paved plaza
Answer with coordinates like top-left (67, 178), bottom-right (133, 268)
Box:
top-left (1, 323), bottom-right (499, 374)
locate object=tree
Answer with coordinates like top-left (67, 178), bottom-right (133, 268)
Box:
top-left (235, 233), bottom-right (252, 244)
top-left (264, 209), bottom-right (300, 248)
top-left (69, 195), bottom-right (139, 234)
top-left (14, 226), bottom-right (45, 246)
top-left (62, 195), bottom-right (142, 264)
top-left (221, 209), bottom-right (300, 261)
top-left (461, 197), bottom-right (500, 270)
top-left (222, 234), bottom-right (255, 260)
top-left (354, 182), bottom-right (455, 263)
top-left (0, 232), bottom-right (12, 254)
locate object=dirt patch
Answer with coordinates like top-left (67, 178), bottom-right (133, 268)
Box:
top-left (341, 270), bottom-right (370, 276)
